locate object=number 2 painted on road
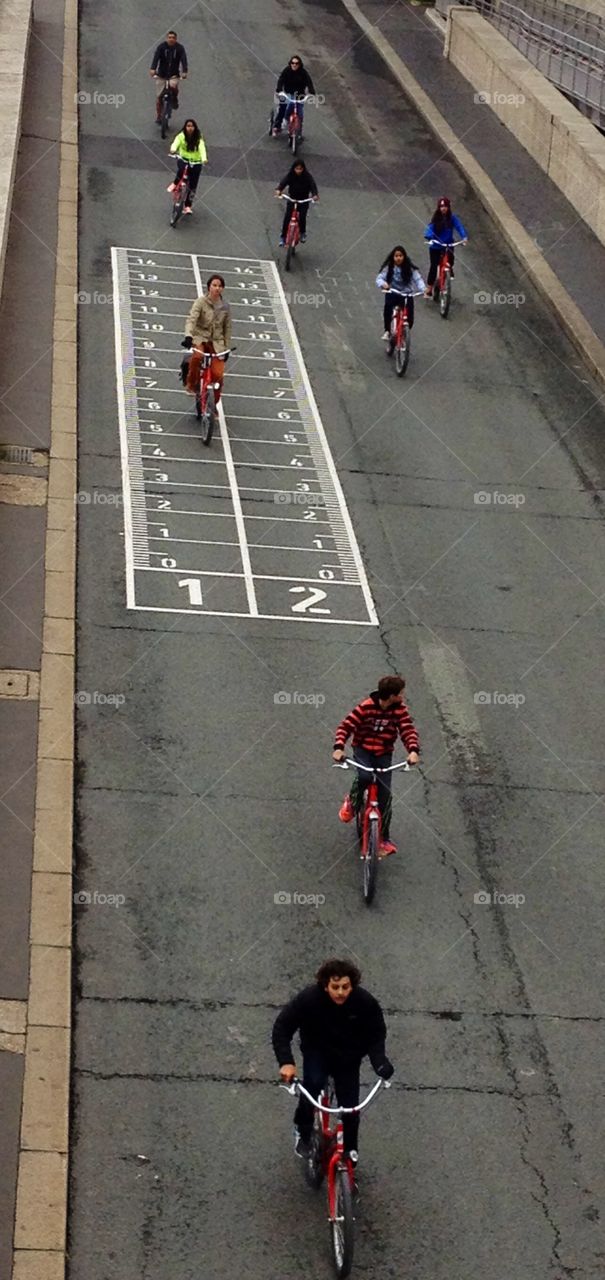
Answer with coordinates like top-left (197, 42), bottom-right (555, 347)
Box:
top-left (289, 585), bottom-right (330, 615)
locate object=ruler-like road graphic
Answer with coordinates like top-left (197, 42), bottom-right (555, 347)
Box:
top-left (111, 247), bottom-right (378, 625)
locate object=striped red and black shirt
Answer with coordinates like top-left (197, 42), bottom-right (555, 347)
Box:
top-left (334, 691), bottom-right (420, 756)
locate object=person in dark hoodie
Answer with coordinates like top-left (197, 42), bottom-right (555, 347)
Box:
top-left (272, 54), bottom-right (316, 136)
top-left (274, 160), bottom-right (319, 245)
top-left (272, 957), bottom-right (394, 1163)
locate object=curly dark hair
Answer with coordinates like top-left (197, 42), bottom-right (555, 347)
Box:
top-left (316, 958), bottom-right (362, 988)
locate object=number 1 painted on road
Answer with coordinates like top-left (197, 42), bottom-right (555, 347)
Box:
top-left (179, 578), bottom-right (203, 606)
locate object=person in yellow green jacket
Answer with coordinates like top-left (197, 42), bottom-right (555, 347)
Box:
top-left (167, 119), bottom-right (208, 213)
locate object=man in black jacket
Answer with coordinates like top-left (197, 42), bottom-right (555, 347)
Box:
top-left (149, 31), bottom-right (188, 122)
top-left (272, 958), bottom-right (393, 1161)
top-left (273, 54), bottom-right (315, 136)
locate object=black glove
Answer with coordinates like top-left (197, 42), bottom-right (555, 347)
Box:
top-left (223, 353), bottom-right (229, 363)
top-left (181, 335), bottom-right (193, 349)
top-left (376, 1059), bottom-right (394, 1081)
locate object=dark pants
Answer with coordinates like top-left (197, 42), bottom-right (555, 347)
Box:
top-left (275, 99), bottom-right (304, 130)
top-left (383, 291), bottom-right (414, 331)
top-left (294, 1049), bottom-right (361, 1153)
top-left (174, 159), bottom-right (201, 206)
top-left (282, 203), bottom-right (308, 239)
top-left (350, 747), bottom-right (393, 840)
top-left (427, 246), bottom-right (454, 287)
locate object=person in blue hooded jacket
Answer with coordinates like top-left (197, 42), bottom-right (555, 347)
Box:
top-left (423, 196), bottom-right (468, 297)
top-left (376, 245), bottom-right (425, 341)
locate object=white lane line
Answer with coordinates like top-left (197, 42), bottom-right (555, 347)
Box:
top-left (122, 247), bottom-right (272, 264)
top-left (111, 247), bottom-right (150, 593)
top-left (147, 508), bottom-right (333, 526)
top-left (128, 604), bottom-right (374, 627)
top-left (191, 253), bottom-right (258, 617)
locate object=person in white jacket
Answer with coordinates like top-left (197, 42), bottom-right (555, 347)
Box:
top-left (376, 245), bottom-right (425, 340)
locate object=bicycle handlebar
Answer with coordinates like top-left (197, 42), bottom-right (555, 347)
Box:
top-left (280, 1076), bottom-right (389, 1113)
top-left (191, 346), bottom-right (234, 359)
top-left (276, 92), bottom-right (310, 102)
top-left (427, 239), bottom-right (465, 247)
top-left (278, 194), bottom-right (316, 203)
top-left (333, 757), bottom-right (411, 773)
top-left (386, 288), bottom-right (425, 299)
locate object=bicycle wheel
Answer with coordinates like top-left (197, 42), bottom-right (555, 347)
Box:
top-left (305, 1111), bottom-right (325, 1190)
top-left (170, 192), bottom-right (184, 227)
top-left (285, 239), bottom-right (295, 272)
top-left (363, 819), bottom-right (379, 904)
top-left (201, 386), bottom-right (216, 446)
top-left (440, 270), bottom-right (451, 319)
top-left (269, 108), bottom-right (275, 136)
top-left (395, 324), bottom-right (410, 377)
top-left (161, 98), bottom-right (170, 140)
top-left (330, 1166), bottom-right (355, 1278)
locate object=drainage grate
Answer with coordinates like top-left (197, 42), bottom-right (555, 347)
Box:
top-left (0, 444), bottom-right (35, 464)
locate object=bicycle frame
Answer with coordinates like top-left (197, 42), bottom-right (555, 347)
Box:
top-left (283, 1077), bottom-right (387, 1207)
top-left (336, 757), bottom-right (410, 855)
top-left (428, 239), bottom-right (464, 317)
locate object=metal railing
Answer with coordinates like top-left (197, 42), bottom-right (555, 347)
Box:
top-left (471, 0), bottom-right (605, 117)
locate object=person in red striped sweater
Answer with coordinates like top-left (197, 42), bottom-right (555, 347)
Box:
top-left (333, 675), bottom-right (420, 856)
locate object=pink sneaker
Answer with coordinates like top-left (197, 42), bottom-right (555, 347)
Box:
top-left (339, 795), bottom-right (354, 823)
top-left (379, 840), bottom-right (397, 857)
top-left (184, 207), bottom-right (193, 215)
top-left (167, 183), bottom-right (176, 193)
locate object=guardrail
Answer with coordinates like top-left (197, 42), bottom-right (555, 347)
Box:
top-left (471, 0), bottom-right (605, 118)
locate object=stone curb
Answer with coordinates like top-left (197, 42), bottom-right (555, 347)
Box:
top-left (12, 0), bottom-right (78, 1271)
top-left (340, 0), bottom-right (605, 391)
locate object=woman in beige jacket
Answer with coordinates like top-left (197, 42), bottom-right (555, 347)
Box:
top-left (183, 274), bottom-right (232, 401)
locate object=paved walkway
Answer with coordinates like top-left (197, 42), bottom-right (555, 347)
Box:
top-left (347, 0), bottom-right (605, 351)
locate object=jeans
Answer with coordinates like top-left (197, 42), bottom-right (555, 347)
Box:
top-left (349, 747), bottom-right (393, 840)
top-left (282, 203), bottom-right (309, 239)
top-left (275, 98), bottom-right (304, 131)
top-left (383, 291), bottom-right (414, 331)
top-left (427, 246), bottom-right (454, 287)
top-left (174, 158), bottom-right (202, 206)
top-left (294, 1049), bottom-right (361, 1153)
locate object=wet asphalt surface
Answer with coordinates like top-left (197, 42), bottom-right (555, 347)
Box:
top-left (70, 0), bottom-right (605, 1276)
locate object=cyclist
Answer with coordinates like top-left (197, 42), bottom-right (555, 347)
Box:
top-left (275, 160), bottom-right (319, 246)
top-left (181, 275), bottom-right (232, 402)
top-left (167, 119), bottom-right (208, 214)
top-left (272, 54), bottom-right (316, 136)
top-left (333, 674), bottom-right (419, 857)
top-left (376, 245), bottom-right (425, 341)
top-left (273, 957), bottom-right (394, 1165)
top-left (423, 196), bottom-right (468, 297)
top-left (149, 29), bottom-right (188, 125)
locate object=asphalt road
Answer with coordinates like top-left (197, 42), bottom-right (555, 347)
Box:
top-left (71, 0), bottom-right (605, 1276)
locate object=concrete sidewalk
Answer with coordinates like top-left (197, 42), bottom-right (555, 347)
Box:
top-left (341, 0), bottom-right (605, 385)
top-left (0, 0), bottom-right (77, 1275)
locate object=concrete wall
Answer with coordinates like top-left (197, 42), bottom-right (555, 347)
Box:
top-left (446, 8), bottom-right (605, 246)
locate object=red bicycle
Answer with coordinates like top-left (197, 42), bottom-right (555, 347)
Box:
top-left (188, 344), bottom-right (232, 445)
top-left (428, 238), bottom-right (465, 319)
top-left (269, 92), bottom-right (309, 154)
top-left (335, 757), bottom-right (410, 903)
top-left (281, 1076), bottom-right (390, 1278)
top-left (169, 161), bottom-right (194, 227)
top-left (384, 286), bottom-right (425, 378)
top-left (279, 193), bottom-right (315, 271)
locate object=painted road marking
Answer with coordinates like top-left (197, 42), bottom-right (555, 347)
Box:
top-left (112, 247), bottom-right (378, 625)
